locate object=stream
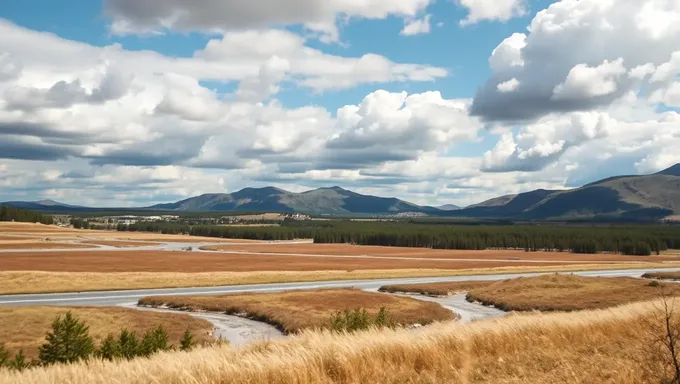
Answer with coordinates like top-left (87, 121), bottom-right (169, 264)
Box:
top-left (123, 304), bottom-right (285, 346)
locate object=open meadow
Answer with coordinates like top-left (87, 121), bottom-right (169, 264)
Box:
top-left (0, 250), bottom-right (603, 273)
top-left (202, 242), bottom-right (680, 262)
top-left (1, 223), bottom-right (678, 294)
top-left (2, 298), bottom-right (678, 384)
top-left (643, 271), bottom-right (680, 280)
top-left (0, 222), bottom-right (242, 243)
top-left (382, 274), bottom-right (680, 311)
top-left (139, 288), bottom-right (455, 333)
top-left (0, 306), bottom-right (213, 359)
top-left (3, 263), bottom-right (669, 295)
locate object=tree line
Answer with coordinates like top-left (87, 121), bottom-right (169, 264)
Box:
top-left (0, 312), bottom-right (197, 372)
top-left (311, 222), bottom-right (680, 256)
top-left (0, 206), bottom-right (53, 225)
top-left (115, 220), bottom-right (680, 256)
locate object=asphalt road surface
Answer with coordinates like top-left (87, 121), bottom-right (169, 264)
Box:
top-left (1, 267), bottom-right (677, 307)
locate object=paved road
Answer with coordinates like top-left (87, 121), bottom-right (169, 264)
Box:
top-left (1, 238), bottom-right (664, 264)
top-left (1, 267), bottom-right (676, 307)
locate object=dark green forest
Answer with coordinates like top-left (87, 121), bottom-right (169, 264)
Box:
top-left (117, 219), bottom-right (680, 256)
top-left (0, 206), bottom-right (53, 225)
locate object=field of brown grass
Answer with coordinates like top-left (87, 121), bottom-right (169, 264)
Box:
top-left (0, 236), bottom-right (35, 241)
top-left (0, 242), bottom-right (93, 250)
top-left (0, 250), bottom-right (590, 273)
top-left (466, 274), bottom-right (680, 311)
top-left (643, 271), bottom-right (680, 280)
top-left (0, 222), bottom-right (243, 243)
top-left (139, 288), bottom-right (455, 333)
top-left (2, 298), bottom-right (676, 384)
top-left (0, 306), bottom-right (213, 359)
top-left (79, 240), bottom-right (160, 248)
top-left (202, 242), bottom-right (680, 262)
top-left (0, 264), bottom-right (672, 295)
top-left (380, 280), bottom-right (494, 296)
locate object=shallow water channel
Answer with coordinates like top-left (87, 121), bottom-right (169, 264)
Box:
top-left (398, 293), bottom-right (507, 323)
top-left (123, 290), bottom-right (504, 347)
top-left (124, 305), bottom-right (285, 346)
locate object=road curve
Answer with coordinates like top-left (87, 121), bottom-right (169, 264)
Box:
top-left (1, 267), bottom-right (677, 307)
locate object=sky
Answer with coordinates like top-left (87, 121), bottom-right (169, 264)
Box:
top-left (1, 0), bottom-right (680, 208)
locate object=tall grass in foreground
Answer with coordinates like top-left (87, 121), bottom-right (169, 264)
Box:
top-left (1, 299), bottom-right (675, 384)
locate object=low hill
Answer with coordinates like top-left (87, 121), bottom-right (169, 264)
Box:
top-left (452, 164), bottom-right (680, 220)
top-left (436, 204), bottom-right (461, 211)
top-left (151, 186), bottom-right (441, 215)
top-left (0, 199), bottom-right (84, 212)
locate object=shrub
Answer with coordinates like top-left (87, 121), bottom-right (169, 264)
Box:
top-left (96, 334), bottom-right (120, 361)
top-left (139, 326), bottom-right (170, 357)
top-left (9, 350), bottom-right (28, 371)
top-left (0, 343), bottom-right (9, 368)
top-left (180, 328), bottom-right (195, 352)
top-left (648, 280), bottom-right (662, 288)
top-left (118, 329), bottom-right (139, 360)
top-left (330, 307), bottom-right (393, 333)
top-left (38, 311), bottom-right (95, 365)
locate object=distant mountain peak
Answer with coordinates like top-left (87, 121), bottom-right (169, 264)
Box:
top-left (236, 186), bottom-right (287, 194)
top-left (656, 163), bottom-right (680, 176)
top-left (147, 186), bottom-right (438, 214)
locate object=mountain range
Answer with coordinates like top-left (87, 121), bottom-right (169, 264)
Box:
top-left (2, 164), bottom-right (679, 220)
top-left (449, 164), bottom-right (680, 220)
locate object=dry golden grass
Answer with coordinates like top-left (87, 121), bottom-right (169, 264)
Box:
top-left (643, 271), bottom-right (680, 280)
top-left (202, 242), bottom-right (680, 262)
top-left (0, 222), bottom-right (244, 243)
top-left (3, 298), bottom-right (676, 384)
top-left (0, 242), bottom-right (93, 250)
top-left (0, 236), bottom-right (35, 241)
top-left (467, 274), bottom-right (680, 311)
top-left (0, 306), bottom-right (213, 359)
top-left (0, 249), bottom-right (599, 273)
top-left (380, 280), bottom-right (494, 296)
top-left (78, 240), bottom-right (160, 248)
top-left (139, 288), bottom-right (455, 333)
top-left (0, 223), bottom-right (67, 233)
top-left (0, 263), bottom-right (671, 294)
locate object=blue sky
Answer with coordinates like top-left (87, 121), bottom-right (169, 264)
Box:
top-left (0, 0), bottom-right (679, 207)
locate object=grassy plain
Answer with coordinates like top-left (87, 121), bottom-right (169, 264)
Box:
top-left (380, 275), bottom-right (680, 310)
top-left (0, 242), bottom-right (94, 250)
top-left (0, 306), bottom-right (213, 359)
top-left (2, 299), bottom-right (676, 384)
top-left (643, 271), bottom-right (680, 280)
top-left (79, 240), bottom-right (160, 248)
top-left (0, 264), bottom-right (672, 295)
top-left (0, 250), bottom-right (593, 273)
top-left (139, 288), bottom-right (455, 333)
top-left (0, 222), bottom-right (240, 243)
top-left (380, 281), bottom-right (494, 296)
top-left (466, 274), bottom-right (680, 311)
top-left (202, 242), bottom-right (680, 262)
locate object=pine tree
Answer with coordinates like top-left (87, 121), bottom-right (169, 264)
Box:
top-left (179, 328), bottom-right (195, 351)
top-left (374, 307), bottom-right (390, 328)
top-left (9, 350), bottom-right (28, 371)
top-left (118, 329), bottom-right (139, 360)
top-left (96, 334), bottom-right (120, 361)
top-left (0, 343), bottom-right (9, 368)
top-left (139, 326), bottom-right (169, 356)
top-left (38, 312), bottom-right (94, 365)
